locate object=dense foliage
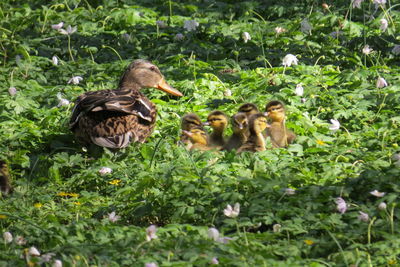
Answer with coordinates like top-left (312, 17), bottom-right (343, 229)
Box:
top-left (1, 0), bottom-right (399, 266)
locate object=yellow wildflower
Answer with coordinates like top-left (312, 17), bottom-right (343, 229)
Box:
top-left (109, 179), bottom-right (121, 185)
top-left (34, 203), bottom-right (43, 208)
top-left (57, 192), bottom-right (79, 198)
top-left (316, 140), bottom-right (326, 145)
top-left (304, 239), bottom-right (314, 245)
top-left (388, 259), bottom-right (397, 265)
top-left (0, 215), bottom-right (7, 219)
top-left (73, 201), bottom-right (81, 205)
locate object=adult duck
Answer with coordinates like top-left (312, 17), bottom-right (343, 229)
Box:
top-left (69, 59), bottom-right (183, 148)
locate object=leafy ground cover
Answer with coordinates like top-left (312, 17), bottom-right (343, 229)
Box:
top-left (1, 0), bottom-right (400, 266)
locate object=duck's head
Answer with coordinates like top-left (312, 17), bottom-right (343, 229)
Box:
top-left (182, 128), bottom-right (208, 145)
top-left (265, 100), bottom-right (285, 122)
top-left (204, 111), bottom-right (229, 131)
top-left (181, 113), bottom-right (203, 131)
top-left (238, 103), bottom-right (259, 118)
top-left (231, 112), bottom-right (248, 133)
top-left (119, 59), bottom-right (183, 96)
top-left (248, 113), bottom-right (269, 134)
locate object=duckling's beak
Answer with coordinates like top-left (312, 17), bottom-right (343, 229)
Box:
top-left (156, 78), bottom-right (183, 97)
top-left (263, 112), bottom-right (270, 117)
top-left (182, 130), bottom-right (192, 137)
top-left (203, 121), bottom-right (210, 126)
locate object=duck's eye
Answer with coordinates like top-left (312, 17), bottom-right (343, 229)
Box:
top-left (149, 66), bottom-right (157, 72)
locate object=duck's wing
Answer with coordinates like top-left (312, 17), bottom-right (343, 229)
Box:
top-left (69, 89), bottom-right (153, 129)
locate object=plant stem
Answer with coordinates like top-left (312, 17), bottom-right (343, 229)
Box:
top-left (367, 217), bottom-right (376, 245)
top-left (68, 35), bottom-right (74, 62)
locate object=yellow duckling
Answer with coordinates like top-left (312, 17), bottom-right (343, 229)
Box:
top-left (223, 112), bottom-right (249, 151)
top-left (204, 111), bottom-right (229, 148)
top-left (0, 160), bottom-right (12, 195)
top-left (238, 103), bottom-right (259, 118)
top-left (180, 113), bottom-right (204, 149)
top-left (265, 100), bottom-right (296, 148)
top-left (237, 113), bottom-right (269, 153)
top-left (182, 128), bottom-right (212, 151)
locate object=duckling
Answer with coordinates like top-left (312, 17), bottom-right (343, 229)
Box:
top-left (182, 128), bottom-right (211, 151)
top-left (238, 103), bottom-right (259, 118)
top-left (204, 111), bottom-right (229, 147)
top-left (0, 160), bottom-right (12, 195)
top-left (70, 59), bottom-right (183, 148)
top-left (223, 112), bottom-right (248, 151)
top-left (265, 100), bottom-right (296, 148)
top-left (180, 113), bottom-right (204, 149)
top-left (237, 113), bottom-right (269, 153)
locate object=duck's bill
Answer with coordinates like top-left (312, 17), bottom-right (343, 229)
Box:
top-left (157, 79), bottom-right (183, 96)
top-left (182, 130), bottom-right (192, 137)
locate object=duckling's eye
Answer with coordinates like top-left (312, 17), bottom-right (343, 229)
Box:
top-left (149, 66), bottom-right (157, 72)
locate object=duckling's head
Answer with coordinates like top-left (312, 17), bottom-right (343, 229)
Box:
top-left (182, 128), bottom-right (208, 145)
top-left (204, 111), bottom-right (229, 131)
top-left (231, 112), bottom-right (248, 133)
top-left (238, 103), bottom-right (259, 118)
top-left (181, 113), bottom-right (203, 131)
top-left (248, 113), bottom-right (269, 134)
top-left (119, 59), bottom-right (183, 96)
top-left (265, 100), bottom-right (286, 122)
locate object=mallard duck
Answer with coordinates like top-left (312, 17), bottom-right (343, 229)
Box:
top-left (0, 160), bottom-right (12, 195)
top-left (69, 59), bottom-right (183, 148)
top-left (204, 111), bottom-right (229, 147)
top-left (265, 100), bottom-right (296, 148)
top-left (180, 113), bottom-right (204, 149)
top-left (237, 112), bottom-right (269, 153)
top-left (223, 112), bottom-right (248, 151)
top-left (238, 103), bottom-right (259, 118)
top-left (182, 128), bottom-right (211, 151)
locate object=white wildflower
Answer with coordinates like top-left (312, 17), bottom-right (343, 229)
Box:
top-left (208, 228), bottom-right (220, 241)
top-left (52, 259), bottom-right (63, 267)
top-left (210, 257), bottom-right (219, 265)
top-left (145, 263), bottom-right (158, 267)
top-left (40, 253), bottom-right (55, 263)
top-left (285, 188), bottom-right (296, 195)
top-left (3, 232), bottom-right (13, 243)
top-left (98, 167), bottom-right (112, 176)
top-left (57, 93), bottom-right (70, 107)
top-left (156, 20), bottom-right (166, 28)
top-left (174, 33), bottom-right (184, 41)
top-left (28, 246), bottom-right (40, 256)
top-left (362, 45), bottom-right (373, 55)
top-left (376, 77), bottom-right (388, 88)
top-left (146, 225), bottom-right (158, 241)
top-left (223, 89), bottom-right (232, 97)
top-left (59, 25), bottom-right (77, 35)
top-left (218, 236), bottom-right (233, 244)
top-left (242, 32), bottom-right (251, 43)
top-left (295, 84), bottom-right (304, 96)
top-left (273, 224), bottom-right (282, 233)
top-left (370, 190), bottom-right (385, 197)
top-left (301, 18), bottom-right (312, 33)
top-left (378, 202), bottom-right (387, 210)
top-left (51, 22), bottom-right (64, 30)
top-left (275, 27), bottom-right (286, 34)
top-left (352, 0), bottom-right (364, 9)
top-left (329, 119), bottom-right (340, 131)
top-left (68, 76), bottom-right (83, 85)
top-left (15, 236), bottom-right (26, 245)
top-left (108, 211), bottom-right (121, 223)
top-left (223, 203), bottom-right (240, 218)
top-left (392, 45), bottom-right (400, 55)
top-left (8, 87), bottom-right (17, 96)
top-left (374, 0), bottom-right (386, 5)
top-left (183, 20), bottom-right (199, 31)
top-left (282, 54), bottom-right (298, 67)
top-left (380, 18), bottom-right (388, 32)
top-left (52, 56), bottom-right (58, 66)
top-left (335, 197), bottom-right (347, 214)
top-left (358, 211), bottom-right (369, 222)
top-left (301, 98), bottom-right (307, 103)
